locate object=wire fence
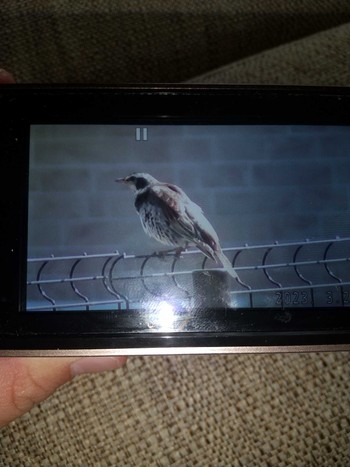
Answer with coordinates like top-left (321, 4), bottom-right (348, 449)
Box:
top-left (26, 237), bottom-right (350, 311)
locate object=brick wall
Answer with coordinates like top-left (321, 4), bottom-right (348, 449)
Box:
top-left (28, 124), bottom-right (350, 258)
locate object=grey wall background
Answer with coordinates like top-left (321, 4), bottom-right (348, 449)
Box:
top-left (28, 124), bottom-right (350, 258)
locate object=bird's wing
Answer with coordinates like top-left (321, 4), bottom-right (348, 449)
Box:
top-left (165, 183), bottom-right (204, 214)
top-left (151, 184), bottom-right (220, 261)
top-left (182, 197), bottom-right (221, 259)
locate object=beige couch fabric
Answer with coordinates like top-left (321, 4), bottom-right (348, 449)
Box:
top-left (1, 353), bottom-right (349, 465)
top-left (189, 23), bottom-right (350, 86)
top-left (1, 0), bottom-right (350, 83)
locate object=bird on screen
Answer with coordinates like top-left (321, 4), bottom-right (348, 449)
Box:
top-left (116, 173), bottom-right (238, 280)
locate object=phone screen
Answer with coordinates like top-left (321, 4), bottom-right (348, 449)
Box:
top-left (26, 124), bottom-right (350, 313)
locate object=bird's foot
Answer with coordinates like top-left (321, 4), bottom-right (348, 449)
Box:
top-left (152, 247), bottom-right (185, 260)
top-left (152, 250), bottom-right (167, 261)
top-left (174, 247), bottom-right (185, 259)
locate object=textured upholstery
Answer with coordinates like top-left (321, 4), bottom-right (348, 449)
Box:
top-left (1, 354), bottom-right (350, 465)
top-left (1, 0), bottom-right (350, 84)
top-left (0, 1), bottom-right (349, 465)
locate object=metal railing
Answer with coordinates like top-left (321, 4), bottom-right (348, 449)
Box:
top-left (26, 237), bottom-right (350, 311)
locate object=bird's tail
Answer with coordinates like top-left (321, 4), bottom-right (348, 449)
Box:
top-left (215, 250), bottom-right (238, 280)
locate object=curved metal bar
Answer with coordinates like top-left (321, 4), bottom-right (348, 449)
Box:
top-left (140, 253), bottom-right (166, 298)
top-left (101, 256), bottom-right (122, 309)
top-left (293, 245), bottom-right (313, 284)
top-left (107, 255), bottom-right (130, 309)
top-left (262, 246), bottom-right (283, 308)
top-left (36, 260), bottom-right (56, 310)
top-left (293, 244), bottom-right (314, 307)
top-left (324, 242), bottom-right (342, 283)
top-left (231, 248), bottom-right (251, 290)
top-left (69, 258), bottom-right (90, 310)
top-left (171, 255), bottom-right (191, 300)
top-left (231, 248), bottom-right (252, 308)
top-left (324, 242), bottom-right (344, 306)
top-left (262, 247), bottom-right (283, 288)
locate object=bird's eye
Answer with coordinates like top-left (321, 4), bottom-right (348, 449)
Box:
top-left (127, 176), bottom-right (136, 183)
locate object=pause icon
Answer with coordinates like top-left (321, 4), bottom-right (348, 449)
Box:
top-left (136, 127), bottom-right (148, 141)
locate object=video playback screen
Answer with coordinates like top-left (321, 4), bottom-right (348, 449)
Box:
top-left (27, 124), bottom-right (350, 315)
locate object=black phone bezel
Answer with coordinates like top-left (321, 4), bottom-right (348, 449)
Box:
top-left (1, 84), bottom-right (350, 354)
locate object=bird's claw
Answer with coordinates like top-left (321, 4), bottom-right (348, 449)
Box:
top-left (153, 250), bottom-right (167, 261)
top-left (152, 247), bottom-right (184, 261)
top-left (174, 247), bottom-right (185, 259)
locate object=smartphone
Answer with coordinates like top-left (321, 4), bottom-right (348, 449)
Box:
top-left (1, 84), bottom-right (349, 355)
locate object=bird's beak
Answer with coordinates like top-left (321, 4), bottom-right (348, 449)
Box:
top-left (115, 177), bottom-right (125, 183)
